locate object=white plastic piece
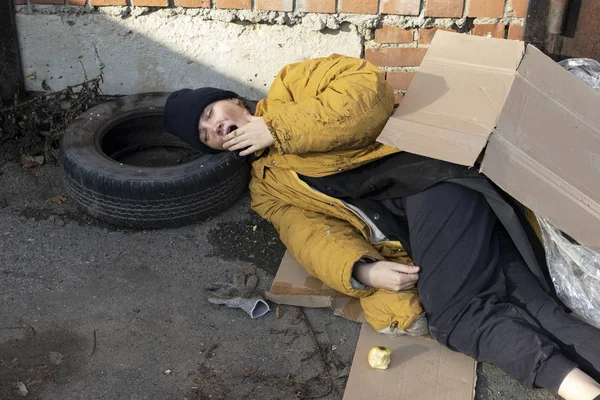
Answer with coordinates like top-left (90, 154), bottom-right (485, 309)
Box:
top-left (536, 216), bottom-right (600, 329)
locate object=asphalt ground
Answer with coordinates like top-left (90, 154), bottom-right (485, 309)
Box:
top-left (0, 159), bottom-right (558, 400)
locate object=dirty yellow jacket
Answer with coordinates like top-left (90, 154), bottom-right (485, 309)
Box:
top-left (250, 54), bottom-right (424, 333)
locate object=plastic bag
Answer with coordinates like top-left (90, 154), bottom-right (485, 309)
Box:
top-left (536, 216), bottom-right (600, 329)
top-left (558, 58), bottom-right (600, 92)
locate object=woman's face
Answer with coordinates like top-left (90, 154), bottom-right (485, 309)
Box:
top-left (198, 99), bottom-right (252, 151)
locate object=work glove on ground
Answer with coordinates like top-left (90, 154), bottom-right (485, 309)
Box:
top-left (205, 269), bottom-right (270, 319)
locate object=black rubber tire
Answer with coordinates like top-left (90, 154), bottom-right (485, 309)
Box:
top-left (60, 92), bottom-right (250, 229)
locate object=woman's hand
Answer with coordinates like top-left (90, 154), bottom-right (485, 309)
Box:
top-left (222, 116), bottom-right (274, 156)
top-left (353, 261), bottom-right (420, 292)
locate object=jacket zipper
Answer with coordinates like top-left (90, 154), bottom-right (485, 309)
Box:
top-left (290, 171), bottom-right (402, 248)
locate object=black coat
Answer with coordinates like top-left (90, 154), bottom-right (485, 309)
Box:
top-left (299, 152), bottom-right (555, 295)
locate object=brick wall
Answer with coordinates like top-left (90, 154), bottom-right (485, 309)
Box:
top-left (13, 0), bottom-right (527, 99)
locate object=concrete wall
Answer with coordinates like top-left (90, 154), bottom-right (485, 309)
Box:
top-left (12, 0), bottom-right (527, 100)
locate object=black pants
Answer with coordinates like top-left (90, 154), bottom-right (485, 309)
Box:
top-left (396, 182), bottom-right (600, 393)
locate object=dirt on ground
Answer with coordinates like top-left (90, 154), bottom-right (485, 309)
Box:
top-left (0, 156), bottom-right (558, 400)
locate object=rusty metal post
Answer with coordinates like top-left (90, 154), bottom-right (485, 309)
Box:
top-left (0, 0), bottom-right (24, 103)
top-left (548, 0), bottom-right (570, 34)
top-left (524, 0), bottom-right (551, 49)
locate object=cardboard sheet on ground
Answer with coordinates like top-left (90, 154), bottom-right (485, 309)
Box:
top-left (344, 324), bottom-right (476, 400)
top-left (267, 251), bottom-right (366, 323)
top-left (267, 251), bottom-right (477, 399)
top-left (378, 31), bottom-right (600, 252)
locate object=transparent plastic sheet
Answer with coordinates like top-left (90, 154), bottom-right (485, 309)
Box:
top-left (558, 58), bottom-right (600, 92)
top-left (536, 216), bottom-right (600, 329)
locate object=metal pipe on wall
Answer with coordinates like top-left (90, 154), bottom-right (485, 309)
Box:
top-left (548, 0), bottom-right (570, 34)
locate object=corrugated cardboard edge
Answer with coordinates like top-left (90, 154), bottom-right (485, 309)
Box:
top-left (377, 31), bottom-right (525, 167)
top-left (343, 324), bottom-right (477, 400)
top-left (481, 44), bottom-right (600, 252)
top-left (266, 251), bottom-right (367, 323)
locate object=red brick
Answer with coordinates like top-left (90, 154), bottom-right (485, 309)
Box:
top-left (508, 24), bottom-right (523, 40)
top-left (386, 71), bottom-right (416, 90)
top-left (381, 0), bottom-right (420, 15)
top-left (509, 0), bottom-right (527, 17)
top-left (394, 92), bottom-right (405, 105)
top-left (425, 0), bottom-right (464, 17)
top-left (365, 48), bottom-right (427, 67)
top-left (13, 0), bottom-right (27, 5)
top-left (176, 0), bottom-right (209, 6)
top-left (256, 0), bottom-right (293, 11)
top-left (467, 0), bottom-right (505, 17)
top-left (31, 0), bottom-right (64, 4)
top-left (90, 0), bottom-right (126, 5)
top-left (375, 26), bottom-right (414, 43)
top-left (471, 23), bottom-right (506, 38)
top-left (215, 0), bottom-right (251, 9)
top-left (297, 0), bottom-right (336, 13)
top-left (339, 0), bottom-right (378, 14)
top-left (418, 27), bottom-right (454, 44)
top-left (133, 0), bottom-right (167, 5)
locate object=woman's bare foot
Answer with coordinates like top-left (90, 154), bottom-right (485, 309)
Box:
top-left (558, 368), bottom-right (600, 400)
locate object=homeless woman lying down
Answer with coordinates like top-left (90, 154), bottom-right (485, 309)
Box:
top-left (164, 54), bottom-right (600, 400)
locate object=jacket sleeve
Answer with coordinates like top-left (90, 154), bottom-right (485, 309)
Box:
top-left (261, 56), bottom-right (395, 155)
top-left (251, 189), bottom-right (384, 297)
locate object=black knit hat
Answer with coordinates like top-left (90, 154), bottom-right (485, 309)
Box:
top-left (163, 87), bottom-right (240, 154)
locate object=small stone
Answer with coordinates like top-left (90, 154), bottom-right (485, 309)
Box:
top-left (164, 369), bottom-right (172, 375)
top-left (20, 155), bottom-right (38, 169)
top-left (15, 381), bottom-right (28, 396)
top-left (49, 351), bottom-right (64, 365)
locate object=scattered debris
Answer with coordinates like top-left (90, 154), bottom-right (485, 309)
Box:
top-left (299, 308), bottom-right (333, 398)
top-left (20, 320), bottom-right (36, 336)
top-left (164, 369), bottom-right (172, 375)
top-left (275, 307), bottom-right (282, 318)
top-left (48, 215), bottom-right (65, 227)
top-left (0, 74), bottom-right (103, 161)
top-left (367, 346), bottom-right (392, 370)
top-left (41, 80), bottom-right (52, 92)
top-left (204, 344), bottom-right (220, 360)
top-left (26, 72), bottom-right (36, 80)
top-left (48, 351), bottom-right (64, 365)
top-left (0, 320), bottom-right (36, 336)
top-left (238, 266), bottom-right (256, 276)
top-left (15, 381), bottom-right (28, 397)
top-left (252, 225), bottom-right (257, 231)
top-left (20, 154), bottom-right (43, 169)
top-left (51, 195), bottom-right (67, 204)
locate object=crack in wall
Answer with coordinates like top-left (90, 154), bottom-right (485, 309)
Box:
top-left (91, 42), bottom-right (105, 71)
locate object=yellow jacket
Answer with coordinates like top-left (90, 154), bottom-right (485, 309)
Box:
top-left (250, 54), bottom-right (425, 333)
